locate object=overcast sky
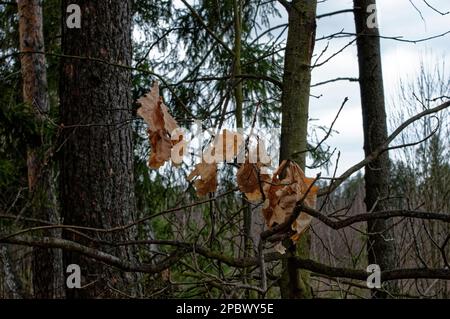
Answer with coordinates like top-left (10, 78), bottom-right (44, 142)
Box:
top-left (307, 0), bottom-right (449, 176)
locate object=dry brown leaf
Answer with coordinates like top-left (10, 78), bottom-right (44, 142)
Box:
top-left (137, 82), bottom-right (181, 168)
top-left (161, 102), bottom-right (178, 134)
top-left (137, 82), bottom-right (162, 129)
top-left (148, 129), bottom-right (172, 169)
top-left (290, 176), bottom-right (319, 242)
top-left (236, 161), bottom-right (270, 202)
top-left (137, 82), bottom-right (178, 133)
top-left (261, 160), bottom-right (319, 245)
top-left (187, 162), bottom-right (218, 196)
top-left (236, 140), bottom-right (272, 201)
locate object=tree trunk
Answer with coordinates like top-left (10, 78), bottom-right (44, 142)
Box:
top-left (60, 0), bottom-right (140, 298)
top-left (17, 0), bottom-right (63, 299)
top-left (279, 0), bottom-right (317, 299)
top-left (353, 0), bottom-right (397, 298)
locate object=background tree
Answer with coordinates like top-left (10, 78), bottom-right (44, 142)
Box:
top-left (17, 0), bottom-right (62, 298)
top-left (0, 1), bottom-right (26, 298)
top-left (389, 59), bottom-right (450, 298)
top-left (353, 0), bottom-right (396, 298)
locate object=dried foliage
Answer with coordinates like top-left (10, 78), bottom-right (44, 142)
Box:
top-left (261, 160), bottom-right (318, 247)
top-left (137, 82), bottom-right (180, 168)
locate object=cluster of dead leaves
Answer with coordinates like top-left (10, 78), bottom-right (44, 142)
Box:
top-left (237, 159), bottom-right (318, 252)
top-left (262, 161), bottom-right (318, 246)
top-left (186, 129), bottom-right (244, 196)
top-left (137, 83), bottom-right (318, 250)
top-left (137, 84), bottom-right (241, 196)
top-left (137, 82), bottom-right (181, 169)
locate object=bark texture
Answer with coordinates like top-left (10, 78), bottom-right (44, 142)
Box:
top-left (353, 0), bottom-right (397, 298)
top-left (60, 0), bottom-right (140, 298)
top-left (17, 0), bottom-right (63, 298)
top-left (279, 0), bottom-right (317, 299)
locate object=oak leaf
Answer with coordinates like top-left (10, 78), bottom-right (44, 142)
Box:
top-left (137, 82), bottom-right (178, 132)
top-left (262, 160), bottom-right (319, 252)
top-left (137, 82), bottom-right (180, 168)
top-left (148, 129), bottom-right (172, 169)
top-left (187, 162), bottom-right (218, 196)
top-left (236, 161), bottom-right (270, 202)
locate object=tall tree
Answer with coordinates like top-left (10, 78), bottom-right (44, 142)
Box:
top-left (279, 0), bottom-right (317, 299)
top-left (17, 0), bottom-right (62, 298)
top-left (60, 0), bottom-right (140, 298)
top-left (353, 0), bottom-right (396, 298)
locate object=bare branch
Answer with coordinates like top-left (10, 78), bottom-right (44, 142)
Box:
top-left (301, 205), bottom-right (450, 229)
top-left (311, 77), bottom-right (358, 87)
top-left (2, 236), bottom-right (184, 274)
top-left (317, 9), bottom-right (354, 19)
top-left (3, 236), bottom-right (450, 282)
top-left (320, 100), bottom-right (450, 196)
top-left (422, 0), bottom-right (449, 15)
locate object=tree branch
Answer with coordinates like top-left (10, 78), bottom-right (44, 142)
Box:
top-left (2, 236), bottom-right (184, 274)
top-left (3, 236), bottom-right (450, 282)
top-left (317, 9), bottom-right (354, 19)
top-left (300, 205), bottom-right (450, 229)
top-left (311, 77), bottom-right (359, 87)
top-left (320, 100), bottom-right (450, 196)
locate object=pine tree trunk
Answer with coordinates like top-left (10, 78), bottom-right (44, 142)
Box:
top-left (17, 0), bottom-right (63, 299)
top-left (60, 0), bottom-right (140, 298)
top-left (279, 0), bottom-right (317, 299)
top-left (353, 0), bottom-right (397, 298)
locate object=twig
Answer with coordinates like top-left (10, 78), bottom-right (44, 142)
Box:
top-left (320, 100), bottom-right (450, 196)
